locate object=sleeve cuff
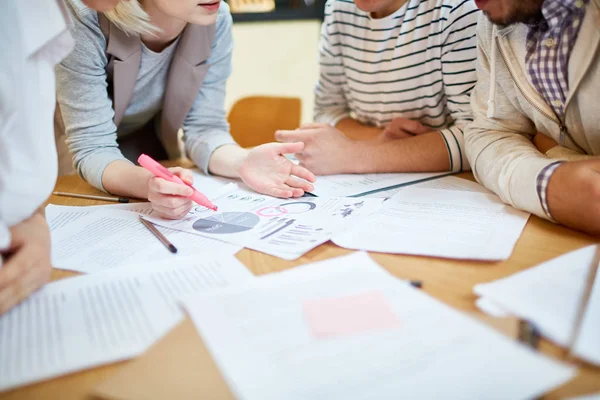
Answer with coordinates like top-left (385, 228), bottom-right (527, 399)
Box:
top-left (185, 131), bottom-right (236, 175)
top-left (78, 151), bottom-right (132, 193)
top-left (536, 161), bottom-right (563, 220)
top-left (439, 127), bottom-right (469, 172)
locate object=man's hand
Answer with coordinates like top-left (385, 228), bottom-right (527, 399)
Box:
top-left (0, 213), bottom-right (52, 315)
top-left (546, 160), bottom-right (600, 236)
top-left (275, 123), bottom-right (359, 175)
top-left (239, 142), bottom-right (316, 198)
top-left (382, 118), bottom-right (430, 139)
top-left (533, 132), bottom-right (559, 154)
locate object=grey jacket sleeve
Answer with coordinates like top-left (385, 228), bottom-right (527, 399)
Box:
top-left (182, 3), bottom-right (237, 175)
top-left (55, 3), bottom-right (130, 192)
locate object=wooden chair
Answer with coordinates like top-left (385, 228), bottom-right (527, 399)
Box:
top-left (227, 96), bottom-right (302, 148)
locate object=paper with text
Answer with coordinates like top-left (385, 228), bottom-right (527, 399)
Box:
top-left (51, 209), bottom-right (241, 273)
top-left (182, 252), bottom-right (574, 400)
top-left (475, 245), bottom-right (600, 366)
top-left (46, 203), bottom-right (156, 231)
top-left (332, 187), bottom-right (530, 260)
top-left (0, 255), bottom-right (253, 392)
top-left (146, 186), bottom-right (383, 260)
top-left (310, 172), bottom-right (450, 197)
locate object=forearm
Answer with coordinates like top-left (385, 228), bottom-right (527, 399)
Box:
top-left (101, 160), bottom-right (154, 199)
top-left (347, 131), bottom-right (450, 173)
top-left (335, 118), bottom-right (383, 140)
top-left (207, 144), bottom-right (248, 178)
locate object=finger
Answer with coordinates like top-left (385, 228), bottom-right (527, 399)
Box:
top-left (266, 185), bottom-right (294, 198)
top-left (384, 129), bottom-right (413, 139)
top-left (0, 251), bottom-right (32, 290)
top-left (291, 188), bottom-right (305, 198)
top-left (150, 177), bottom-right (194, 197)
top-left (403, 120), bottom-right (430, 135)
top-left (291, 164), bottom-right (316, 183)
top-left (285, 176), bottom-right (314, 193)
top-left (0, 260), bottom-right (49, 315)
top-left (271, 141), bottom-right (305, 155)
top-left (298, 122), bottom-right (328, 130)
top-left (169, 167), bottom-right (194, 186)
top-left (152, 200), bottom-right (193, 218)
top-left (275, 130), bottom-right (309, 143)
top-left (149, 193), bottom-right (192, 210)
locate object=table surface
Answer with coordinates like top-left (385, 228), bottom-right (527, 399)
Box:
top-left (2, 161), bottom-right (600, 400)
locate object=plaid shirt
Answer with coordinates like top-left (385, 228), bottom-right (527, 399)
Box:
top-left (527, 0), bottom-right (589, 218)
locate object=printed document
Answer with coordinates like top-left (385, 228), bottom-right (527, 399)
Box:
top-left (332, 187), bottom-right (530, 260)
top-left (182, 253), bottom-right (574, 400)
top-left (51, 209), bottom-right (241, 273)
top-left (310, 172), bottom-right (450, 197)
top-left (147, 186), bottom-right (383, 260)
top-left (475, 245), bottom-right (600, 366)
top-left (0, 255), bottom-right (253, 392)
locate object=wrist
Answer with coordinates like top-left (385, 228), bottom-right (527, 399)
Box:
top-left (346, 140), bottom-right (375, 174)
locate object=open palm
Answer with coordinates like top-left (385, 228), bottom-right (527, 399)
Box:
top-left (239, 142), bottom-right (316, 198)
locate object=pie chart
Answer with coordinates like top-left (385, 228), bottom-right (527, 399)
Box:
top-left (192, 212), bottom-right (260, 234)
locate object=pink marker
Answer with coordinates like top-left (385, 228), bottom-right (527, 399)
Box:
top-left (137, 154), bottom-right (218, 211)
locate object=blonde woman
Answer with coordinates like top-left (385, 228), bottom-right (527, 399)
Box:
top-left (55, 0), bottom-right (316, 219)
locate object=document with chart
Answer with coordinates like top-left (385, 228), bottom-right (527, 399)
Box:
top-left (147, 186), bottom-right (384, 260)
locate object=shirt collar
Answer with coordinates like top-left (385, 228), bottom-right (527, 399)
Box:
top-left (539, 0), bottom-right (589, 30)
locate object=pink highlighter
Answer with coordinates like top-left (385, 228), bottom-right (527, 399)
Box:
top-left (137, 154), bottom-right (218, 211)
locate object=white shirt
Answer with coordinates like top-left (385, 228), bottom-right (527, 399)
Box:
top-left (0, 0), bottom-right (74, 250)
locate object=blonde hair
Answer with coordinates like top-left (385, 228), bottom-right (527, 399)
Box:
top-left (103, 0), bottom-right (160, 36)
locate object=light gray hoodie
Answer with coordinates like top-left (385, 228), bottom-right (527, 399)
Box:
top-left (465, 0), bottom-right (600, 219)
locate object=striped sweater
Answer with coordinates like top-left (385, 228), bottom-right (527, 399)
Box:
top-left (314, 0), bottom-right (480, 172)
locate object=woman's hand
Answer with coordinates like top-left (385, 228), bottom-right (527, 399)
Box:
top-left (147, 167), bottom-right (195, 219)
top-left (239, 142), bottom-right (316, 198)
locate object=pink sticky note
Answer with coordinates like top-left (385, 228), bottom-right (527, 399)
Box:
top-left (303, 290), bottom-right (401, 339)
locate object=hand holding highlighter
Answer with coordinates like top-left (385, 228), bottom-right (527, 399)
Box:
top-left (137, 154), bottom-right (218, 211)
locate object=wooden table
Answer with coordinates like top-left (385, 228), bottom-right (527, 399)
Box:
top-left (2, 163), bottom-right (600, 400)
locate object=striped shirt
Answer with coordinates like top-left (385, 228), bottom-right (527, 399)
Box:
top-left (314, 0), bottom-right (480, 172)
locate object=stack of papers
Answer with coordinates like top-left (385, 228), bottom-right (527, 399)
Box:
top-left (332, 186), bottom-right (530, 260)
top-left (474, 246), bottom-right (600, 366)
top-left (0, 255), bottom-right (253, 392)
top-left (147, 186), bottom-right (383, 260)
top-left (182, 252), bottom-right (574, 400)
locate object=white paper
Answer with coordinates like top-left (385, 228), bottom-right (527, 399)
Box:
top-left (368, 175), bottom-right (492, 199)
top-left (475, 245), bottom-right (600, 366)
top-left (51, 209), bottom-right (241, 273)
top-left (332, 187), bottom-right (530, 260)
top-left (190, 170), bottom-right (237, 198)
top-left (46, 203), bottom-right (156, 231)
top-left (147, 186), bottom-right (383, 260)
top-left (182, 252), bottom-right (574, 400)
top-left (0, 255), bottom-right (253, 392)
top-left (566, 394), bottom-right (600, 400)
top-left (476, 297), bottom-right (511, 318)
top-left (309, 172), bottom-right (451, 197)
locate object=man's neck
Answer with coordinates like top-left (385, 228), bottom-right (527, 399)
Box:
top-left (371, 0), bottom-right (409, 19)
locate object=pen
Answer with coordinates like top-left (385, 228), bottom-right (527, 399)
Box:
top-left (566, 245), bottom-right (600, 359)
top-left (53, 192), bottom-right (130, 203)
top-left (137, 154), bottom-right (218, 211)
top-left (139, 216), bottom-right (177, 254)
